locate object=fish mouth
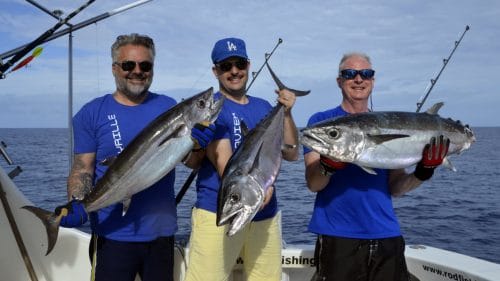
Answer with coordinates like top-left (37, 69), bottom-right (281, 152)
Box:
top-left (465, 126), bottom-right (476, 142)
top-left (217, 201), bottom-right (258, 236)
top-left (209, 94), bottom-right (225, 123)
top-left (300, 130), bottom-right (327, 147)
top-left (216, 205), bottom-right (242, 226)
top-left (225, 206), bottom-right (257, 237)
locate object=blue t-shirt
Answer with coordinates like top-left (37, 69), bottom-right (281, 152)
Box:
top-left (73, 92), bottom-right (178, 241)
top-left (304, 105), bottom-right (401, 239)
top-left (195, 92), bottom-right (278, 221)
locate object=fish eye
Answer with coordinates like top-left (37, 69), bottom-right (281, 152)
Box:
top-left (196, 100), bottom-right (206, 109)
top-left (328, 129), bottom-right (340, 139)
top-left (230, 193), bottom-right (240, 203)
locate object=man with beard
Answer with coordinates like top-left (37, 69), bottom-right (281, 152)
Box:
top-left (57, 33), bottom-right (214, 281)
top-left (184, 37), bottom-right (300, 281)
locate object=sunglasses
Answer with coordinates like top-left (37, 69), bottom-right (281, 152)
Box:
top-left (339, 69), bottom-right (375, 80)
top-left (216, 58), bottom-right (249, 72)
top-left (114, 60), bottom-right (153, 72)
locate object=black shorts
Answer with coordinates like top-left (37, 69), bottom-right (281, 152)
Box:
top-left (89, 235), bottom-right (174, 281)
top-left (313, 235), bottom-right (410, 281)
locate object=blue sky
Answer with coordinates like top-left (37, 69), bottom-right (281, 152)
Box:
top-left (1, 0), bottom-right (499, 128)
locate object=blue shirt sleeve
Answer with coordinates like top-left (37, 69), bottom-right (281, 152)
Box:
top-left (73, 101), bottom-right (98, 154)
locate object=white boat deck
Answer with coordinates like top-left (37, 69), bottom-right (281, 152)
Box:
top-left (2, 165), bottom-right (499, 281)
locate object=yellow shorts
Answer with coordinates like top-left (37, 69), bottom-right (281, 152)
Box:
top-left (184, 207), bottom-right (282, 281)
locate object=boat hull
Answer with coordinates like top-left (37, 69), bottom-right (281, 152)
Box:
top-left (1, 166), bottom-right (499, 281)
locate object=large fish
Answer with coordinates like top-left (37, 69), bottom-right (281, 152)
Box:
top-left (23, 87), bottom-right (224, 255)
top-left (301, 103), bottom-right (475, 174)
top-left (216, 63), bottom-right (309, 236)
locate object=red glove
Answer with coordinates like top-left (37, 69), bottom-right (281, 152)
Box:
top-left (319, 156), bottom-right (347, 176)
top-left (414, 135), bottom-right (450, 181)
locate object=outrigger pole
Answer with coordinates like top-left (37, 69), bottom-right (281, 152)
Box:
top-left (416, 25), bottom-right (470, 112)
top-left (0, 0), bottom-right (153, 62)
top-left (175, 38), bottom-right (284, 205)
top-left (0, 0), bottom-right (95, 77)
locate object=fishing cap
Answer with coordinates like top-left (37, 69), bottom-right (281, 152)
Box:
top-left (211, 37), bottom-right (248, 64)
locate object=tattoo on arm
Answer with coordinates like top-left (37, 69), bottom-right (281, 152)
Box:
top-left (78, 173), bottom-right (93, 199)
top-left (68, 172), bottom-right (93, 200)
top-left (67, 154), bottom-right (95, 200)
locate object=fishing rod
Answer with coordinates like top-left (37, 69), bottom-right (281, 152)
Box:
top-left (246, 38), bottom-right (283, 93)
top-left (0, 0), bottom-right (153, 61)
top-left (0, 141), bottom-right (13, 166)
top-left (416, 25), bottom-right (470, 112)
top-left (0, 0), bottom-right (95, 77)
top-left (175, 38), bottom-right (284, 205)
top-left (25, 0), bottom-right (70, 23)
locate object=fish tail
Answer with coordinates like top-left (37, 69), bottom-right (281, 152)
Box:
top-left (265, 62), bottom-right (310, 96)
top-left (21, 205), bottom-right (60, 255)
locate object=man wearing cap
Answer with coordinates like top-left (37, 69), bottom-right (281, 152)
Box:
top-left (184, 37), bottom-right (300, 281)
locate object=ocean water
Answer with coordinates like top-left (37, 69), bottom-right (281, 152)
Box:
top-left (0, 127), bottom-right (499, 264)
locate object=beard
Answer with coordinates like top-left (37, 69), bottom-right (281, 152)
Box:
top-left (114, 72), bottom-right (153, 100)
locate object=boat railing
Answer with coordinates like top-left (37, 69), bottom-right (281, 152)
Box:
top-left (0, 140), bottom-right (23, 179)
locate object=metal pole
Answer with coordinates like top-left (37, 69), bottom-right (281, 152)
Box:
top-left (0, 181), bottom-right (38, 281)
top-left (0, 141), bottom-right (14, 165)
top-left (68, 29), bottom-right (74, 168)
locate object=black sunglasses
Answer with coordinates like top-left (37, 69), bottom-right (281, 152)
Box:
top-left (114, 60), bottom-right (153, 72)
top-left (340, 69), bottom-right (375, 80)
top-left (216, 58), bottom-right (249, 72)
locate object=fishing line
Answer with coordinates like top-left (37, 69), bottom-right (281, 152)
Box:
top-left (93, 22), bottom-right (102, 95)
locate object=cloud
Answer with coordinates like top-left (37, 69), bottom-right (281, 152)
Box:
top-left (1, 0), bottom-right (499, 127)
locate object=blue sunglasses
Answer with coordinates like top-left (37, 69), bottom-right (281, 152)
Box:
top-left (340, 69), bottom-right (375, 80)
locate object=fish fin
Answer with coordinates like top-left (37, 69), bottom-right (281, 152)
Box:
top-left (442, 157), bottom-right (457, 172)
top-left (266, 62), bottom-right (310, 96)
top-left (425, 102), bottom-right (444, 115)
top-left (250, 142), bottom-right (266, 174)
top-left (22, 205), bottom-right (60, 255)
top-left (367, 134), bottom-right (410, 144)
top-left (359, 166), bottom-right (377, 175)
top-left (159, 124), bottom-right (187, 147)
top-left (121, 198), bottom-right (132, 216)
top-left (241, 121), bottom-right (249, 136)
top-left (99, 156), bottom-right (117, 166)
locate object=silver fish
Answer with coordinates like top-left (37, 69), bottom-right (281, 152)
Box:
top-left (23, 87), bottom-right (224, 255)
top-left (216, 63), bottom-right (309, 236)
top-left (301, 102), bottom-right (475, 174)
